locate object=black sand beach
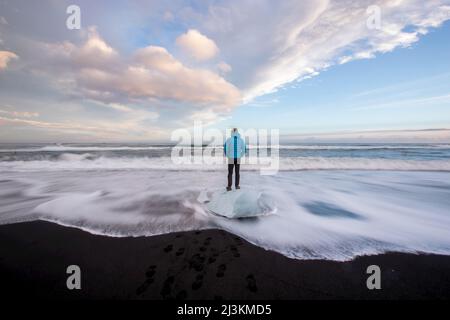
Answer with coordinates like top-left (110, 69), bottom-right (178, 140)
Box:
top-left (0, 220), bottom-right (449, 300)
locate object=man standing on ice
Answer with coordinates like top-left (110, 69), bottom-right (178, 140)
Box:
top-left (224, 128), bottom-right (246, 191)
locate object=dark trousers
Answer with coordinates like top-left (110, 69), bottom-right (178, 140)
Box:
top-left (227, 159), bottom-right (240, 187)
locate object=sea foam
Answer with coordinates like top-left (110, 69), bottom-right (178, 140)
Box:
top-left (1, 155), bottom-right (449, 172)
top-left (1, 170), bottom-right (450, 261)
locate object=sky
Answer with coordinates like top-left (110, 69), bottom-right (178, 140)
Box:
top-left (0, 0), bottom-right (450, 143)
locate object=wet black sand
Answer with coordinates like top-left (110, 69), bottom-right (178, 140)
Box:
top-left (0, 220), bottom-right (449, 299)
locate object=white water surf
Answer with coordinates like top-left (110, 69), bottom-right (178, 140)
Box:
top-left (1, 169), bottom-right (450, 261)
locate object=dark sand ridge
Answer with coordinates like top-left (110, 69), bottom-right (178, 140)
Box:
top-left (0, 221), bottom-right (449, 299)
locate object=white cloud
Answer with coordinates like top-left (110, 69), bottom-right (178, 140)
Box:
top-left (92, 102), bottom-right (134, 113)
top-left (37, 29), bottom-right (241, 113)
top-left (176, 29), bottom-right (219, 61)
top-left (130, 46), bottom-right (239, 106)
top-left (74, 27), bottom-right (119, 68)
top-left (217, 61), bottom-right (232, 74)
top-left (194, 0), bottom-right (450, 102)
top-left (0, 50), bottom-right (18, 70)
top-left (0, 116), bottom-right (103, 132)
top-left (0, 108), bottom-right (164, 141)
top-left (43, 27), bottom-right (119, 70)
top-left (0, 109), bottom-right (39, 118)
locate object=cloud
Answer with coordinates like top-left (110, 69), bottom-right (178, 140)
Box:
top-left (244, 98), bottom-right (280, 108)
top-left (193, 0), bottom-right (450, 102)
top-left (37, 28), bottom-right (241, 113)
top-left (352, 94), bottom-right (450, 111)
top-left (0, 50), bottom-right (18, 70)
top-left (42, 27), bottom-right (119, 70)
top-left (217, 61), bottom-right (232, 74)
top-left (0, 109), bottom-right (39, 118)
top-left (176, 29), bottom-right (219, 61)
top-left (282, 128), bottom-right (450, 143)
top-left (0, 114), bottom-right (126, 143)
top-left (0, 108), bottom-right (164, 141)
top-left (131, 46), bottom-right (239, 106)
top-left (105, 103), bottom-right (133, 113)
top-left (74, 27), bottom-right (119, 68)
top-left (1, 1), bottom-right (449, 142)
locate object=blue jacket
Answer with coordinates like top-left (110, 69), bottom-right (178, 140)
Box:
top-left (224, 132), bottom-right (246, 159)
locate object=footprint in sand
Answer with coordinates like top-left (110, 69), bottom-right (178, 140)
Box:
top-left (136, 265), bottom-right (157, 295)
top-left (208, 256), bottom-right (216, 264)
top-left (189, 253), bottom-right (205, 272)
top-left (192, 273), bottom-right (204, 290)
top-left (161, 275), bottom-right (174, 298)
top-left (230, 245), bottom-right (240, 258)
top-left (175, 247), bottom-right (185, 256)
top-left (208, 251), bottom-right (219, 264)
top-left (204, 237), bottom-right (212, 246)
top-left (246, 274), bottom-right (258, 293)
top-left (136, 278), bottom-right (153, 295)
top-left (216, 264), bottom-right (227, 278)
top-left (145, 265), bottom-right (156, 278)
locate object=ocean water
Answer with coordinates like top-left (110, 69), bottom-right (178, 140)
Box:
top-left (1, 143), bottom-right (450, 261)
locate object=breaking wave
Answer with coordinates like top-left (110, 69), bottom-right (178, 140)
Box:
top-left (0, 154), bottom-right (449, 172)
top-left (1, 143), bottom-right (449, 261)
top-left (1, 170), bottom-right (450, 261)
